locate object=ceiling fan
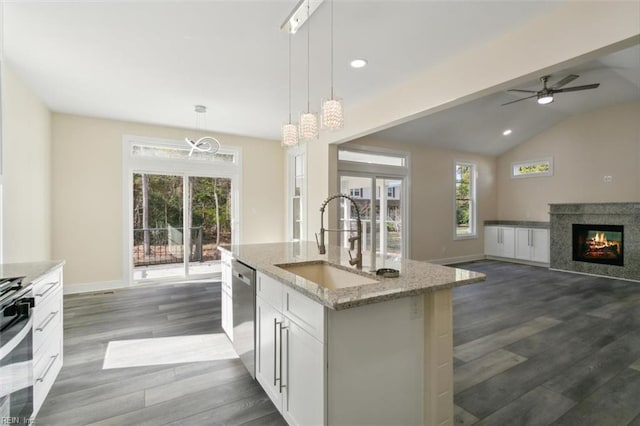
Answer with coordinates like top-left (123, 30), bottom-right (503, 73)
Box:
top-left (502, 74), bottom-right (600, 106)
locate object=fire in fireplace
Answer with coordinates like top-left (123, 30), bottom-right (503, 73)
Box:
top-left (572, 224), bottom-right (624, 266)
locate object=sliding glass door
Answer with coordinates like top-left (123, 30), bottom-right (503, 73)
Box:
top-left (132, 174), bottom-right (233, 280)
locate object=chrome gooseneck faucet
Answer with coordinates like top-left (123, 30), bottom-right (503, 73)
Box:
top-left (316, 193), bottom-right (363, 270)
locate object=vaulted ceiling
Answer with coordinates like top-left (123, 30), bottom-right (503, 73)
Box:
top-left (4, 1), bottom-right (639, 156)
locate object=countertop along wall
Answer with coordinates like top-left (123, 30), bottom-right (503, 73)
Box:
top-left (52, 113), bottom-right (285, 287)
top-left (497, 102), bottom-right (640, 222)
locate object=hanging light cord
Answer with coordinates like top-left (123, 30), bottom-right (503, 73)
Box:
top-left (288, 34), bottom-right (292, 124)
top-left (306, 0), bottom-right (311, 113)
top-left (330, 0), bottom-right (334, 99)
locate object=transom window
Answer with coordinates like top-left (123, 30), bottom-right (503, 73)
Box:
top-left (511, 158), bottom-right (553, 178)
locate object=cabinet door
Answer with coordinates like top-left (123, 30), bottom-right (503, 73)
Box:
top-left (531, 229), bottom-right (550, 263)
top-left (514, 228), bottom-right (532, 260)
top-left (484, 226), bottom-right (500, 257)
top-left (282, 318), bottom-right (325, 426)
top-left (501, 227), bottom-right (516, 258)
top-left (256, 296), bottom-right (283, 409)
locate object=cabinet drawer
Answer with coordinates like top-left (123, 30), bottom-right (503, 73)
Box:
top-left (33, 337), bottom-right (63, 415)
top-left (283, 288), bottom-right (325, 343)
top-left (33, 287), bottom-right (63, 355)
top-left (257, 272), bottom-right (283, 310)
top-left (33, 268), bottom-right (63, 305)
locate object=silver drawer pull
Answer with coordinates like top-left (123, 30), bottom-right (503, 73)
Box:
top-left (36, 311), bottom-right (59, 332)
top-left (36, 281), bottom-right (59, 298)
top-left (37, 354), bottom-right (59, 383)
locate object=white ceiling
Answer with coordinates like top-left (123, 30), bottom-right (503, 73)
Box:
top-left (3, 1), bottom-right (639, 155)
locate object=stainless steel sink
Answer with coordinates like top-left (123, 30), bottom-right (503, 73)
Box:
top-left (275, 261), bottom-right (378, 290)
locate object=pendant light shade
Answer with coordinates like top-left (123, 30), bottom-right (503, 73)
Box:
top-left (299, 111), bottom-right (319, 139)
top-left (321, 0), bottom-right (344, 131)
top-left (299, 0), bottom-right (319, 140)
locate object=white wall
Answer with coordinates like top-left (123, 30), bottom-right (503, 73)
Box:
top-left (2, 63), bottom-right (52, 263)
top-left (52, 113), bottom-right (285, 286)
top-left (497, 102), bottom-right (640, 221)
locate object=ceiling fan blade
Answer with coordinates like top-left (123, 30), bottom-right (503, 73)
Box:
top-left (508, 89), bottom-right (537, 93)
top-left (551, 74), bottom-right (579, 89)
top-left (501, 94), bottom-right (537, 106)
top-left (553, 83), bottom-right (600, 93)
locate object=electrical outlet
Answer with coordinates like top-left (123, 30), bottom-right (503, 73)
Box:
top-left (604, 175), bottom-right (613, 183)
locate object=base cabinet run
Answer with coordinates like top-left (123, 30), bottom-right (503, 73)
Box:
top-left (255, 272), bottom-right (426, 426)
top-left (32, 266), bottom-right (64, 418)
top-left (485, 226), bottom-right (549, 264)
top-left (255, 272), bottom-right (324, 426)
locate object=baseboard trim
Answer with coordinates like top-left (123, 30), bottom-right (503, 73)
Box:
top-left (428, 254), bottom-right (486, 266)
top-left (63, 280), bottom-right (130, 295)
top-left (485, 255), bottom-right (550, 268)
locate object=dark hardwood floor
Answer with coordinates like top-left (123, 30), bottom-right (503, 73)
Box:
top-left (37, 261), bottom-right (640, 425)
top-left (36, 281), bottom-right (285, 426)
top-left (453, 260), bottom-right (640, 426)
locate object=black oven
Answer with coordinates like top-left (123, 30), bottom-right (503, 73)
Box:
top-left (1, 277), bottom-right (34, 425)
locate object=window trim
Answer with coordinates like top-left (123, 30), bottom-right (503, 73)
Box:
top-left (454, 161), bottom-right (477, 240)
top-left (286, 144), bottom-right (307, 242)
top-left (511, 157), bottom-right (553, 178)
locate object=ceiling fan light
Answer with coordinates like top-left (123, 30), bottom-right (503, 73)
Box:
top-left (537, 94), bottom-right (554, 105)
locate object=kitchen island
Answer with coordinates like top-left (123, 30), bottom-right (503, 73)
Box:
top-left (220, 242), bottom-right (485, 426)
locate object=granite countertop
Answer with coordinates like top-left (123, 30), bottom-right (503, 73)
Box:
top-left (0, 260), bottom-right (65, 287)
top-left (220, 241), bottom-right (485, 310)
top-left (484, 220), bottom-right (550, 229)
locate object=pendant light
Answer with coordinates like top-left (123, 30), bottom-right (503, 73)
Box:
top-left (185, 105), bottom-right (221, 157)
top-left (299, 1), bottom-right (319, 140)
top-left (282, 34), bottom-right (299, 147)
top-left (321, 0), bottom-right (344, 130)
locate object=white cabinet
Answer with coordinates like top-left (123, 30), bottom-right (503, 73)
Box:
top-left (255, 272), bottom-right (325, 426)
top-left (515, 228), bottom-right (550, 263)
top-left (220, 250), bottom-right (233, 340)
top-left (484, 226), bottom-right (515, 258)
top-left (32, 266), bottom-right (64, 417)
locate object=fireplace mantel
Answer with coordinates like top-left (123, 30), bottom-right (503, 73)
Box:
top-left (549, 203), bottom-right (640, 282)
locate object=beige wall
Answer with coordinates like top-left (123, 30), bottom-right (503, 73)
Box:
top-left (497, 102), bottom-right (640, 221)
top-left (342, 138), bottom-right (497, 263)
top-left (2, 64), bottom-right (52, 263)
top-left (52, 113), bottom-right (284, 286)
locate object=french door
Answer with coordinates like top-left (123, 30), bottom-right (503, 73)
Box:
top-left (339, 174), bottom-right (405, 268)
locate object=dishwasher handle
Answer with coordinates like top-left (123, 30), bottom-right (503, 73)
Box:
top-left (232, 260), bottom-right (255, 286)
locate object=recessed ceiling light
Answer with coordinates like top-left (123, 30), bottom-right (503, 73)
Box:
top-left (503, 129), bottom-right (512, 136)
top-left (350, 58), bottom-right (368, 69)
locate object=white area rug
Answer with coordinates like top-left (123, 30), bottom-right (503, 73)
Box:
top-left (102, 333), bottom-right (237, 369)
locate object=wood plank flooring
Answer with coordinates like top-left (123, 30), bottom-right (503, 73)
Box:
top-left (36, 261), bottom-right (640, 425)
top-left (36, 281), bottom-right (285, 426)
top-left (454, 260), bottom-right (640, 426)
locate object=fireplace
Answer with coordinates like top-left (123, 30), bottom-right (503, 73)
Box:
top-left (572, 224), bottom-right (624, 266)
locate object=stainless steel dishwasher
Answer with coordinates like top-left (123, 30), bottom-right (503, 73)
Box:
top-left (231, 259), bottom-right (256, 378)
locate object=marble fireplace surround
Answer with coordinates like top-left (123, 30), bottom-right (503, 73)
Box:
top-left (549, 203), bottom-right (640, 282)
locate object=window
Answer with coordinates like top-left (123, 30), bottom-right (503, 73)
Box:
top-left (288, 147), bottom-right (306, 241)
top-left (455, 162), bottom-right (476, 238)
top-left (511, 158), bottom-right (553, 178)
top-left (350, 188), bottom-right (362, 198)
top-left (338, 149), bottom-right (405, 167)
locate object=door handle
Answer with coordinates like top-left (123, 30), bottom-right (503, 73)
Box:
top-left (279, 323), bottom-right (288, 393)
top-left (36, 281), bottom-right (59, 298)
top-left (273, 318), bottom-right (280, 387)
top-left (36, 311), bottom-right (59, 332)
